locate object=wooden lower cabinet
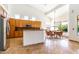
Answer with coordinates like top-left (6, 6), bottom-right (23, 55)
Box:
top-left (15, 31), bottom-right (19, 37)
top-left (15, 31), bottom-right (23, 37)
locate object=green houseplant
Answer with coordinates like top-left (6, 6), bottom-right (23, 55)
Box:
top-left (58, 24), bottom-right (68, 32)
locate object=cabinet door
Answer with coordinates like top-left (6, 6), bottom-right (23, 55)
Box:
top-left (14, 20), bottom-right (22, 37)
top-left (9, 19), bottom-right (15, 38)
top-left (15, 31), bottom-right (19, 37)
top-left (10, 26), bottom-right (15, 38)
top-left (18, 20), bottom-right (23, 37)
top-left (19, 31), bottom-right (23, 37)
top-left (31, 21), bottom-right (41, 28)
top-left (15, 20), bottom-right (20, 27)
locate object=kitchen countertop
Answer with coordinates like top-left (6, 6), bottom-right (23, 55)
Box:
top-left (15, 27), bottom-right (44, 31)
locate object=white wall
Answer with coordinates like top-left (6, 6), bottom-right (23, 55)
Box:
top-left (69, 4), bottom-right (79, 42)
top-left (7, 4), bottom-right (50, 28)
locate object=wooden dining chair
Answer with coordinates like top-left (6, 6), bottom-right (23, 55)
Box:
top-left (46, 30), bottom-right (55, 39)
top-left (54, 31), bottom-right (63, 38)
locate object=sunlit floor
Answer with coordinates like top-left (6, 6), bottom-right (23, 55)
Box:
top-left (0, 37), bottom-right (79, 54)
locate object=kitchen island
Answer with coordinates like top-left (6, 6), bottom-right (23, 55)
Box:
top-left (15, 27), bottom-right (45, 46)
top-left (23, 29), bottom-right (45, 46)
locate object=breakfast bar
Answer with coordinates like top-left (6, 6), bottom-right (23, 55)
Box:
top-left (23, 29), bottom-right (45, 46)
top-left (15, 27), bottom-right (45, 46)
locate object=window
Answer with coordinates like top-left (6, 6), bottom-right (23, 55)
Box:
top-left (54, 21), bottom-right (68, 32)
top-left (31, 16), bottom-right (36, 21)
top-left (14, 14), bottom-right (20, 19)
top-left (24, 16), bottom-right (29, 20)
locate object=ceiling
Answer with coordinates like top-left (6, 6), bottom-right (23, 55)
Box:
top-left (45, 4), bottom-right (69, 22)
top-left (29, 4), bottom-right (68, 20)
top-left (2, 4), bottom-right (69, 21)
top-left (29, 4), bottom-right (59, 13)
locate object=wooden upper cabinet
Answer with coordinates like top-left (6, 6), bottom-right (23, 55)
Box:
top-left (9, 18), bottom-right (15, 26)
top-left (24, 20), bottom-right (41, 28)
top-left (32, 21), bottom-right (41, 28)
top-left (15, 19), bottom-right (41, 28)
top-left (15, 20), bottom-right (20, 27)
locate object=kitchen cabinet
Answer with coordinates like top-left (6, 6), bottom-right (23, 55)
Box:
top-left (9, 18), bottom-right (15, 38)
top-left (8, 18), bottom-right (41, 38)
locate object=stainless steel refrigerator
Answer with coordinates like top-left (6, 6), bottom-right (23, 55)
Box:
top-left (0, 17), bottom-right (7, 51)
